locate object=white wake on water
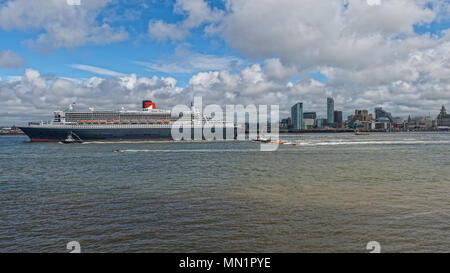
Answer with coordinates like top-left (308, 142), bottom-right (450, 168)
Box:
top-left (117, 149), bottom-right (260, 153)
top-left (295, 140), bottom-right (450, 146)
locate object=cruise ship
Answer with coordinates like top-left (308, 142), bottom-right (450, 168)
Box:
top-left (19, 100), bottom-right (238, 142)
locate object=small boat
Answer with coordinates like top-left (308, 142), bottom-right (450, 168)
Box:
top-left (292, 143), bottom-right (301, 146)
top-left (61, 131), bottom-right (83, 144)
top-left (251, 136), bottom-right (271, 143)
top-left (113, 149), bottom-right (121, 153)
top-left (355, 130), bottom-right (369, 135)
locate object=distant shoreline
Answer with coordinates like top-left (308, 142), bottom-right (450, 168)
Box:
top-left (1, 129), bottom-right (447, 137)
top-left (279, 129), bottom-right (448, 134)
top-left (0, 133), bottom-right (25, 136)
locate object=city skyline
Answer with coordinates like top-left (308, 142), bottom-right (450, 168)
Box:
top-left (284, 96), bottom-right (446, 123)
top-left (284, 96), bottom-right (449, 131)
top-left (0, 0), bottom-right (450, 124)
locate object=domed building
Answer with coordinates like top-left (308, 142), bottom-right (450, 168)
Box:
top-left (437, 105), bottom-right (450, 127)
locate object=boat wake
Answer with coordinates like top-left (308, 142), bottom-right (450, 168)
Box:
top-left (115, 149), bottom-right (260, 153)
top-left (294, 140), bottom-right (450, 146)
top-left (82, 140), bottom-right (176, 144)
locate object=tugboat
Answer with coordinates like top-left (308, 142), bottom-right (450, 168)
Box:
top-left (251, 133), bottom-right (271, 143)
top-left (61, 131), bottom-right (83, 144)
top-left (251, 137), bottom-right (272, 143)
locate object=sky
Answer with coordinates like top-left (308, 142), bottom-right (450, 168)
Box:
top-left (0, 0), bottom-right (449, 125)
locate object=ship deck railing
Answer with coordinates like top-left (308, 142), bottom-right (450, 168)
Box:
top-left (25, 123), bottom-right (236, 129)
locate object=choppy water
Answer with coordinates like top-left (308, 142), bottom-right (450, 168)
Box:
top-left (0, 132), bottom-right (449, 253)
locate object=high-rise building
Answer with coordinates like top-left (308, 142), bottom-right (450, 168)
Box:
top-left (291, 103), bottom-right (304, 130)
top-left (437, 105), bottom-right (450, 127)
top-left (327, 97), bottom-right (334, 125)
top-left (334, 111), bottom-right (343, 124)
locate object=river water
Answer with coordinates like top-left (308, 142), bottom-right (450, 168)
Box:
top-left (0, 132), bottom-right (449, 252)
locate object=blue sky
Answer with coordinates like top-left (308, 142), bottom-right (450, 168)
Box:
top-left (0, 0), bottom-right (448, 84)
top-left (0, 0), bottom-right (341, 85)
top-left (0, 0), bottom-right (241, 86)
top-left (0, 0), bottom-right (450, 124)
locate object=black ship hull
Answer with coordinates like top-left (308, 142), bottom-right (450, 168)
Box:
top-left (19, 126), bottom-right (237, 142)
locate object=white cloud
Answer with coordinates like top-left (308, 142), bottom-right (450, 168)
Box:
top-left (1, 54), bottom-right (450, 125)
top-left (1, 0), bottom-right (450, 123)
top-left (0, 50), bottom-right (25, 68)
top-left (135, 47), bottom-right (244, 74)
top-left (148, 20), bottom-right (188, 42)
top-left (263, 58), bottom-right (298, 81)
top-left (85, 77), bottom-right (105, 88)
top-left (23, 68), bottom-right (46, 88)
top-left (219, 0), bottom-right (436, 70)
top-left (70, 64), bottom-right (126, 77)
top-left (148, 0), bottom-right (223, 42)
top-left (180, 0), bottom-right (447, 117)
top-left (6, 76), bottom-right (22, 82)
top-left (0, 0), bottom-right (128, 51)
top-left (0, 68), bottom-right (186, 124)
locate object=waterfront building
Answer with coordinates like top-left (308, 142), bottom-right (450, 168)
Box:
top-left (393, 117), bottom-right (407, 130)
top-left (352, 110), bottom-right (373, 122)
top-left (334, 110), bottom-right (343, 124)
top-left (350, 110), bottom-right (374, 129)
top-left (375, 117), bottom-right (392, 131)
top-left (407, 116), bottom-right (435, 131)
top-left (375, 107), bottom-right (394, 123)
top-left (347, 115), bottom-right (354, 123)
top-left (303, 112), bottom-right (317, 129)
top-left (0, 126), bottom-right (23, 135)
top-left (280, 118), bottom-right (292, 129)
top-left (303, 112), bottom-right (317, 120)
top-left (317, 118), bottom-right (328, 128)
top-left (353, 120), bottom-right (375, 130)
top-left (327, 97), bottom-right (334, 125)
top-left (437, 105), bottom-right (450, 127)
top-left (304, 118), bottom-right (315, 128)
top-left (291, 103), bottom-right (304, 130)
